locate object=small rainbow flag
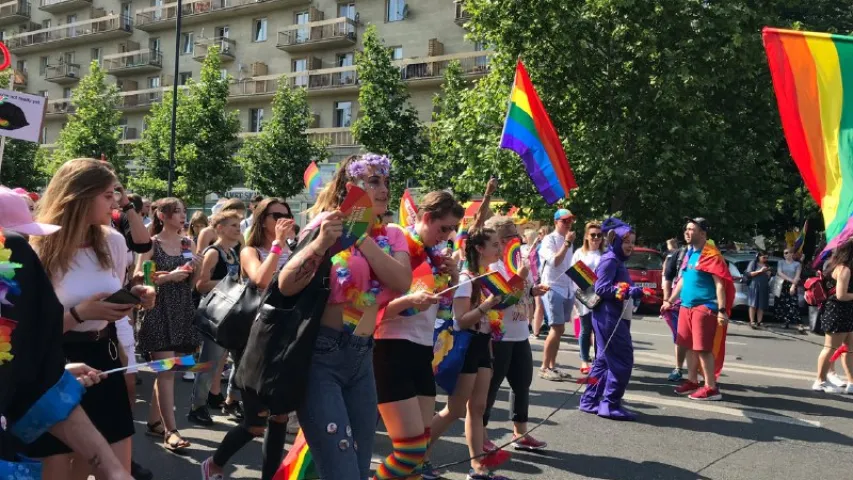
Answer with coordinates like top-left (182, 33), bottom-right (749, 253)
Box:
top-left (273, 430), bottom-right (316, 480)
top-left (148, 355), bottom-right (195, 373)
top-left (503, 238), bottom-right (523, 276)
top-left (171, 360), bottom-right (214, 373)
top-left (481, 271), bottom-right (525, 309)
top-left (333, 185), bottom-right (374, 254)
top-left (793, 219), bottom-right (808, 254)
top-left (500, 60), bottom-right (576, 205)
top-left (303, 161), bottom-right (322, 199)
top-left (399, 189), bottom-right (418, 228)
top-left (567, 260), bottom-right (597, 291)
top-left (411, 261), bottom-right (436, 293)
top-left (454, 227), bottom-right (469, 252)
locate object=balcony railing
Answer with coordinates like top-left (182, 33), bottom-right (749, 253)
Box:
top-left (0, 1), bottom-right (30, 26)
top-left (135, 0), bottom-right (306, 31)
top-left (45, 63), bottom-right (81, 83)
top-left (45, 99), bottom-right (76, 115)
top-left (39, 0), bottom-right (91, 13)
top-left (396, 51), bottom-right (491, 84)
top-left (193, 37), bottom-right (236, 62)
top-left (103, 49), bottom-right (163, 75)
top-left (6, 14), bottom-right (133, 53)
top-left (307, 127), bottom-right (355, 146)
top-left (276, 17), bottom-right (356, 52)
top-left (454, 1), bottom-right (470, 26)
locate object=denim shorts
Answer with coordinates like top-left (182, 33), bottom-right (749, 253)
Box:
top-left (543, 290), bottom-right (573, 326)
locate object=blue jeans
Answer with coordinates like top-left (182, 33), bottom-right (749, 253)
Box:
top-left (190, 336), bottom-right (240, 409)
top-left (297, 327), bottom-right (377, 480)
top-left (579, 313), bottom-right (593, 362)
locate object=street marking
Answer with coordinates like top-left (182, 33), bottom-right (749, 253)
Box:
top-left (623, 393), bottom-right (822, 428)
top-left (633, 351), bottom-right (814, 381)
top-left (632, 330), bottom-right (747, 346)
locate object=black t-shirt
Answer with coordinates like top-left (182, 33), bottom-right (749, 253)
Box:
top-left (112, 210), bottom-right (152, 254)
top-left (664, 247), bottom-right (686, 282)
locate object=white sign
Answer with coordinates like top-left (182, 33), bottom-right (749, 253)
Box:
top-left (0, 88), bottom-right (46, 143)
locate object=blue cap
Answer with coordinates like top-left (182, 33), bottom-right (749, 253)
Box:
top-left (554, 209), bottom-right (575, 222)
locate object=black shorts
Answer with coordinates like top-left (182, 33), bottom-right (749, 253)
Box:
top-left (461, 332), bottom-right (493, 374)
top-left (374, 339), bottom-right (436, 404)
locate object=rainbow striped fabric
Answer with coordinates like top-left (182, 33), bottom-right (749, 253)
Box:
top-left (273, 430), bottom-right (316, 480)
top-left (481, 271), bottom-right (525, 309)
top-left (500, 60), bottom-right (576, 204)
top-left (399, 189), bottom-right (417, 228)
top-left (763, 28), bottom-right (853, 241)
top-left (303, 161), bottom-right (322, 199)
top-left (567, 260), bottom-right (597, 291)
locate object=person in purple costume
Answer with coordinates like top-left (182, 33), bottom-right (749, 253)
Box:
top-left (578, 217), bottom-right (647, 421)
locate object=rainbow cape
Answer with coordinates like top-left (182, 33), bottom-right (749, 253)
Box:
top-left (273, 430), bottom-right (316, 480)
top-left (500, 60), bottom-right (576, 204)
top-left (763, 28), bottom-right (853, 242)
top-left (692, 241), bottom-right (735, 378)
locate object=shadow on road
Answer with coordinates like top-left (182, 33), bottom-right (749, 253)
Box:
top-left (504, 449), bottom-right (710, 480)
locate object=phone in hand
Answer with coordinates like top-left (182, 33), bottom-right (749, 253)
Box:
top-left (103, 289), bottom-right (141, 305)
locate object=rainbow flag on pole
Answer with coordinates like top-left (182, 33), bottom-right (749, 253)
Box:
top-left (500, 60), bottom-right (576, 205)
top-left (763, 28), bottom-right (853, 242)
top-left (303, 161), bottom-right (322, 200)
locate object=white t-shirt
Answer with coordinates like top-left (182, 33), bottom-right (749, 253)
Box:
top-left (375, 303), bottom-right (439, 347)
top-left (452, 271), bottom-right (491, 334)
top-left (571, 249), bottom-right (603, 317)
top-left (539, 231), bottom-right (574, 297)
top-left (55, 228), bottom-right (129, 332)
top-left (489, 261), bottom-right (533, 342)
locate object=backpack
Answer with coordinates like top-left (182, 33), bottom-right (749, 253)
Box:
top-left (804, 271), bottom-right (830, 306)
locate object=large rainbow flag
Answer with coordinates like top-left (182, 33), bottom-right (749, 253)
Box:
top-left (499, 60), bottom-right (576, 204)
top-left (763, 28), bottom-right (853, 242)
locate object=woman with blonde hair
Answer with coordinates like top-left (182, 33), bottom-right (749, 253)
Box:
top-left (27, 158), bottom-right (155, 478)
top-left (571, 221), bottom-right (605, 374)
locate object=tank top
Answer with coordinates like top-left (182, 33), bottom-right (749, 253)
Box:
top-left (204, 245), bottom-right (240, 282)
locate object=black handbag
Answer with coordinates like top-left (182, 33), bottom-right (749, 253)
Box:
top-left (576, 287), bottom-right (601, 309)
top-left (194, 247), bottom-right (264, 350)
top-left (234, 228), bottom-right (331, 414)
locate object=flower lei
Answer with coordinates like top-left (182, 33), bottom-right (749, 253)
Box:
top-left (402, 226), bottom-right (452, 319)
top-left (331, 221), bottom-right (390, 318)
top-left (614, 282), bottom-right (631, 301)
top-left (475, 266), bottom-right (506, 341)
top-left (0, 229), bottom-right (23, 366)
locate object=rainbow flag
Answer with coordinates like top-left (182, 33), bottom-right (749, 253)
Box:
top-left (503, 238), bottom-right (523, 276)
top-left (273, 430), bottom-right (316, 480)
top-left (481, 271), bottom-right (525, 309)
top-left (794, 219), bottom-right (808, 253)
top-left (500, 60), bottom-right (576, 205)
top-left (171, 360), bottom-right (214, 373)
top-left (303, 161), bottom-right (322, 199)
top-left (148, 355), bottom-right (195, 373)
top-left (454, 227), bottom-right (468, 252)
top-left (411, 261), bottom-right (436, 293)
top-left (333, 185), bottom-right (374, 254)
top-left (763, 28), bottom-right (853, 242)
top-left (567, 260), bottom-right (597, 291)
top-left (399, 189), bottom-right (418, 228)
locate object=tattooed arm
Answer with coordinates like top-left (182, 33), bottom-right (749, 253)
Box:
top-left (49, 406), bottom-right (133, 479)
top-left (278, 212), bottom-right (343, 296)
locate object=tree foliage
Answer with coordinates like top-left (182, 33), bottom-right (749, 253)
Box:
top-left (420, 60), bottom-right (467, 195)
top-left (237, 81), bottom-right (328, 199)
top-left (130, 45), bottom-right (241, 205)
top-left (48, 60), bottom-right (127, 179)
top-left (353, 24), bottom-right (427, 199)
top-left (426, 0), bottom-right (849, 244)
top-left (0, 71), bottom-right (43, 190)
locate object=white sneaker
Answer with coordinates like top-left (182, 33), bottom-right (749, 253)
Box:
top-left (812, 380), bottom-right (842, 393)
top-left (845, 384), bottom-right (853, 395)
top-left (200, 458), bottom-right (224, 480)
top-left (286, 413), bottom-right (300, 434)
top-left (827, 372), bottom-right (847, 387)
top-left (538, 368), bottom-right (563, 381)
top-left (183, 372), bottom-right (195, 381)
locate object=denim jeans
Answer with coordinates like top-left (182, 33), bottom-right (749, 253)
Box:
top-left (297, 327), bottom-right (377, 480)
top-left (190, 336), bottom-right (237, 409)
top-left (579, 313), bottom-right (594, 362)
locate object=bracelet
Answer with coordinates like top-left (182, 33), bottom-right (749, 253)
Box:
top-left (70, 307), bottom-right (84, 324)
top-left (355, 233), bottom-right (369, 248)
top-left (270, 244), bottom-right (283, 256)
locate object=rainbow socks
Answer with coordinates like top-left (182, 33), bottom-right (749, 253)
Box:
top-left (373, 430), bottom-right (429, 480)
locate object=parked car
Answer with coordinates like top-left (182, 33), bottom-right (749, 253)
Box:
top-left (626, 247), bottom-right (664, 310)
top-left (725, 253), bottom-right (806, 315)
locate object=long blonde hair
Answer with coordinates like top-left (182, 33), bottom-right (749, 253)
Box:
top-left (582, 221), bottom-right (605, 254)
top-left (32, 158), bottom-right (117, 280)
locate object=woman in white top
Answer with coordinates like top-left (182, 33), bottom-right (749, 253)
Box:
top-left (29, 158), bottom-right (155, 479)
top-left (571, 221), bottom-right (605, 374)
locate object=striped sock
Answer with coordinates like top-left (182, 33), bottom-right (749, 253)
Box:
top-left (373, 431), bottom-right (429, 480)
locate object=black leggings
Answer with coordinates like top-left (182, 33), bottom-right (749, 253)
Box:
top-left (212, 388), bottom-right (288, 480)
top-left (483, 339), bottom-right (533, 425)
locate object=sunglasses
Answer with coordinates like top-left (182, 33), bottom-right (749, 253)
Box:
top-left (589, 233), bottom-right (602, 239)
top-left (268, 212), bottom-right (293, 220)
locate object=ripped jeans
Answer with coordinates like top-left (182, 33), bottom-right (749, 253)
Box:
top-left (297, 327), bottom-right (377, 480)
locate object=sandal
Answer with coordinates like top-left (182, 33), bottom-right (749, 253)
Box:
top-left (164, 429), bottom-right (191, 452)
top-left (145, 420), bottom-right (165, 438)
top-left (580, 366), bottom-right (591, 375)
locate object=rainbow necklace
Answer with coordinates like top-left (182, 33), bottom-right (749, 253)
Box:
top-left (332, 220), bottom-right (390, 333)
top-left (401, 227), bottom-right (452, 318)
top-left (0, 228), bottom-right (23, 366)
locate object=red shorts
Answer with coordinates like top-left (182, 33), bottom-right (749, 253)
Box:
top-left (676, 305), bottom-right (717, 352)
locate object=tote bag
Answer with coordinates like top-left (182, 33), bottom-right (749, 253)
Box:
top-left (432, 319), bottom-right (473, 395)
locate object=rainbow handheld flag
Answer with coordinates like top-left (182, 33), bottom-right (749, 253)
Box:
top-left (399, 189), bottom-right (418, 228)
top-left (333, 185), bottom-right (374, 254)
top-left (763, 28), bottom-right (853, 242)
top-left (503, 238), bottom-right (523, 276)
top-left (303, 161), bottom-right (322, 200)
top-left (454, 227), bottom-right (469, 252)
top-left (500, 60), bottom-right (576, 205)
top-left (170, 360), bottom-right (214, 373)
top-left (567, 260), bottom-right (597, 291)
top-left (273, 430), bottom-right (317, 480)
top-left (411, 261), bottom-right (436, 293)
top-left (481, 271), bottom-right (525, 310)
top-left (148, 355), bottom-right (196, 372)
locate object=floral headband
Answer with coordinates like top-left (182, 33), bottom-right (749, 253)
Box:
top-left (346, 153), bottom-right (391, 179)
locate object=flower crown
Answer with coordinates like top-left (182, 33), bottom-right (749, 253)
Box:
top-left (346, 153), bottom-right (391, 179)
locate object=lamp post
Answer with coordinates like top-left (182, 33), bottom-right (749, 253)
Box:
top-left (166, 0), bottom-right (183, 196)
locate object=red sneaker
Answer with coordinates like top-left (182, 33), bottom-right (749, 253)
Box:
top-left (482, 439), bottom-right (498, 453)
top-left (480, 448), bottom-right (511, 470)
top-left (689, 386), bottom-right (722, 401)
top-left (674, 381), bottom-right (701, 396)
top-left (512, 434), bottom-right (547, 451)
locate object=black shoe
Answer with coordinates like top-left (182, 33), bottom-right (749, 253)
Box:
top-left (131, 460), bottom-right (153, 480)
top-left (222, 401), bottom-right (244, 421)
top-left (187, 406), bottom-right (214, 426)
top-left (207, 392), bottom-right (226, 409)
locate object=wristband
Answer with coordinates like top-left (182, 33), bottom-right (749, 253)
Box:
top-left (270, 244), bottom-right (283, 256)
top-left (121, 203), bottom-right (135, 212)
top-left (70, 307), bottom-right (84, 324)
top-left (355, 233), bottom-right (369, 248)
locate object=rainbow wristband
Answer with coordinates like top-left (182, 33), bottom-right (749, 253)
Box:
top-left (355, 233), bottom-right (369, 248)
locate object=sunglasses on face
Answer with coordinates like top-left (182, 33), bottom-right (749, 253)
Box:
top-left (268, 212), bottom-right (293, 220)
top-left (589, 233), bottom-right (602, 239)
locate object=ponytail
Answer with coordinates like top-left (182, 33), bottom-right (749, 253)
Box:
top-left (464, 227), bottom-right (496, 308)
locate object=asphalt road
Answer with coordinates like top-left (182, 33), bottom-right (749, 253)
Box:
top-left (125, 314), bottom-right (853, 480)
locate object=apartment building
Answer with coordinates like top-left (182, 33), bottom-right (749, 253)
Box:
top-left (1, 0), bottom-right (488, 206)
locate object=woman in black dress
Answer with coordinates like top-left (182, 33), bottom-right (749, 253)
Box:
top-left (813, 240), bottom-right (853, 394)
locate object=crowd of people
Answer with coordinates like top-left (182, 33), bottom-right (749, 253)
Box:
top-left (0, 154), bottom-right (851, 480)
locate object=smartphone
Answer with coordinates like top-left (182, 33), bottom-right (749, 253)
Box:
top-left (103, 289), bottom-right (141, 305)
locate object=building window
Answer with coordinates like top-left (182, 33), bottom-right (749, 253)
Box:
top-left (181, 32), bottom-right (194, 55)
top-left (294, 12), bottom-right (309, 43)
top-left (149, 37), bottom-right (161, 53)
top-left (337, 53), bottom-right (354, 84)
top-left (220, 68), bottom-right (228, 80)
top-left (63, 87), bottom-right (72, 98)
top-left (0, 32), bottom-right (5, 42)
top-left (38, 90), bottom-right (47, 97)
top-left (178, 72), bottom-right (192, 85)
top-left (41, 126), bottom-right (47, 143)
top-left (147, 76), bottom-right (160, 89)
top-left (249, 108), bottom-right (264, 132)
top-left (338, 2), bottom-right (355, 20)
top-left (16, 60), bottom-right (26, 73)
top-left (386, 0), bottom-right (406, 22)
top-left (292, 58), bottom-right (307, 87)
top-left (334, 101), bottom-right (352, 128)
top-left (389, 46), bottom-right (403, 60)
top-left (39, 56), bottom-right (48, 75)
top-left (253, 18), bottom-right (267, 42)
top-left (91, 48), bottom-right (102, 64)
top-left (41, 19), bottom-right (51, 29)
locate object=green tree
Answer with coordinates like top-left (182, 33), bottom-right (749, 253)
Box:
top-left (131, 45), bottom-right (241, 205)
top-left (0, 71), bottom-right (43, 189)
top-left (353, 24), bottom-right (427, 198)
top-left (420, 60), bottom-right (467, 195)
top-left (237, 81), bottom-right (328, 198)
top-left (428, 0), bottom-right (851, 242)
top-left (47, 60), bottom-right (127, 179)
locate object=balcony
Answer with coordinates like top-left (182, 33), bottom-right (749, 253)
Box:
top-left (135, 0), bottom-right (308, 32)
top-left (45, 63), bottom-right (81, 84)
top-left (0, 1), bottom-right (30, 27)
top-left (104, 49), bottom-right (163, 76)
top-left (12, 69), bottom-right (27, 88)
top-left (229, 64), bottom-right (358, 102)
top-left (454, 1), bottom-right (470, 26)
top-left (397, 51), bottom-right (492, 87)
top-left (228, 77), bottom-right (278, 102)
top-left (276, 17), bottom-right (356, 53)
top-left (6, 14), bottom-right (133, 54)
top-left (45, 98), bottom-right (76, 116)
top-left (241, 127), bottom-right (355, 147)
top-left (193, 37), bottom-right (235, 63)
top-left (39, 0), bottom-right (90, 13)
top-left (120, 125), bottom-right (138, 141)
